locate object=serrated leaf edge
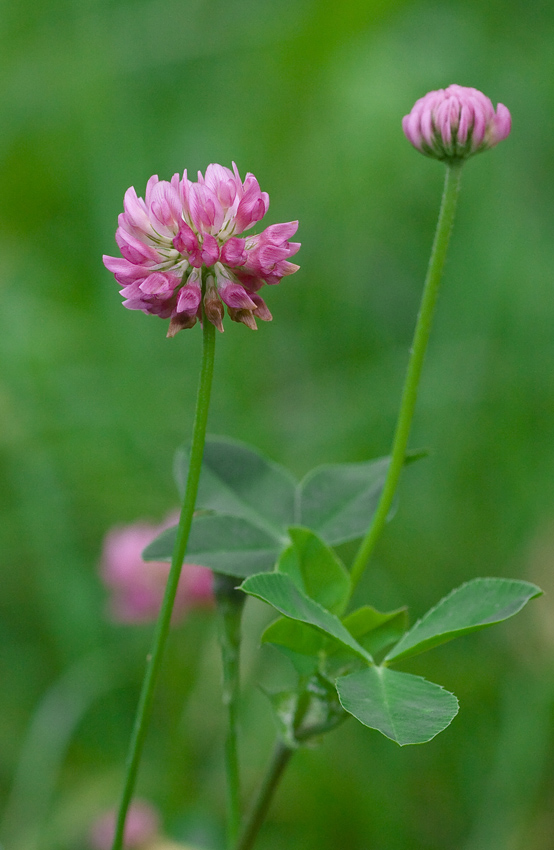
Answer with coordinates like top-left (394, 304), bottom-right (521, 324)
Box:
top-left (335, 666), bottom-right (460, 746)
top-left (385, 577), bottom-right (543, 663)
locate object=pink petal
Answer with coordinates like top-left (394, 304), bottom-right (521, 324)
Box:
top-left (221, 237), bottom-right (247, 267)
top-left (138, 272), bottom-right (177, 296)
top-left (176, 281), bottom-right (202, 314)
top-left (201, 233), bottom-right (220, 266)
top-left (218, 280), bottom-right (257, 310)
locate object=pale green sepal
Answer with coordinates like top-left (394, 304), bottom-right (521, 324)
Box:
top-left (264, 689), bottom-right (301, 749)
top-left (264, 676), bottom-right (347, 748)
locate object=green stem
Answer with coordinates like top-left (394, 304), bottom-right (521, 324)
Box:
top-left (234, 742), bottom-right (293, 850)
top-left (234, 689), bottom-right (310, 850)
top-left (214, 574), bottom-right (247, 850)
top-left (349, 161), bottom-right (463, 593)
top-left (111, 311), bottom-right (216, 850)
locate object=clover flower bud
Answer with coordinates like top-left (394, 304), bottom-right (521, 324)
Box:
top-left (402, 84), bottom-right (511, 161)
top-left (103, 163), bottom-right (300, 335)
top-left (100, 516), bottom-right (213, 624)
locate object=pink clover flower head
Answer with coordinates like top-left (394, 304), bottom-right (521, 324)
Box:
top-left (402, 84), bottom-right (511, 162)
top-left (89, 800), bottom-right (159, 849)
top-left (100, 517), bottom-right (214, 624)
top-left (103, 163), bottom-right (300, 336)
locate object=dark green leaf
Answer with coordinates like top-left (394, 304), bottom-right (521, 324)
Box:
top-left (143, 514), bottom-right (282, 577)
top-left (298, 457), bottom-right (389, 545)
top-left (336, 666), bottom-right (458, 745)
top-left (385, 578), bottom-right (543, 664)
top-left (174, 436), bottom-right (296, 538)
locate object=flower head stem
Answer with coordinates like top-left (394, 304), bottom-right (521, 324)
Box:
top-left (111, 287), bottom-right (216, 850)
top-left (214, 574), bottom-right (247, 850)
top-left (349, 161), bottom-right (463, 594)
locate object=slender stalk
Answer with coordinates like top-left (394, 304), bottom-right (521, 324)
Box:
top-left (234, 742), bottom-right (293, 850)
top-left (214, 574), bottom-right (247, 849)
top-left (349, 161), bottom-right (463, 593)
top-left (234, 688), bottom-right (312, 850)
top-left (111, 310), bottom-right (216, 850)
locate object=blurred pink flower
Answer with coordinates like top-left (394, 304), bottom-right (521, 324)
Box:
top-left (89, 800), bottom-right (159, 849)
top-left (103, 163), bottom-right (300, 336)
top-left (402, 84), bottom-right (511, 161)
top-left (100, 517), bottom-right (213, 624)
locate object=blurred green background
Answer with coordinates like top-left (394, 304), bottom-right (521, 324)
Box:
top-left (2, 0), bottom-right (554, 847)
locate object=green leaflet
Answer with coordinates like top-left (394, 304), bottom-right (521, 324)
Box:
top-left (385, 578), bottom-right (542, 663)
top-left (241, 572), bottom-right (372, 663)
top-left (143, 514), bottom-right (282, 577)
top-left (336, 666), bottom-right (459, 746)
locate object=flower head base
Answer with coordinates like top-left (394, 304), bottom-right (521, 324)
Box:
top-left (402, 85), bottom-right (511, 162)
top-left (100, 517), bottom-right (214, 624)
top-left (103, 163), bottom-right (300, 335)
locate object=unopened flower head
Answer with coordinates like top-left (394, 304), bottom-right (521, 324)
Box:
top-left (103, 163), bottom-right (300, 336)
top-left (100, 517), bottom-right (214, 624)
top-left (402, 84), bottom-right (511, 162)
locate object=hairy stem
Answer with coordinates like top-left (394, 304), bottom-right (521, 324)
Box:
top-left (350, 161), bottom-right (463, 592)
top-left (111, 312), bottom-right (216, 850)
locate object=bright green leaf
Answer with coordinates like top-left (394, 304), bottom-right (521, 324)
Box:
top-left (278, 527), bottom-right (351, 614)
top-left (174, 436), bottom-right (296, 538)
top-left (298, 457), bottom-right (389, 545)
top-left (262, 617), bottom-right (325, 656)
top-left (143, 514), bottom-right (282, 577)
top-left (322, 607), bottom-right (408, 678)
top-left (241, 573), bottom-right (373, 663)
top-left (341, 606), bottom-right (408, 657)
top-left (262, 618), bottom-right (323, 674)
top-left (336, 666), bottom-right (458, 745)
top-left (385, 578), bottom-right (543, 664)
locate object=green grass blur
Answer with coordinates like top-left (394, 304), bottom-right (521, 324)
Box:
top-left (1, 0), bottom-right (554, 847)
